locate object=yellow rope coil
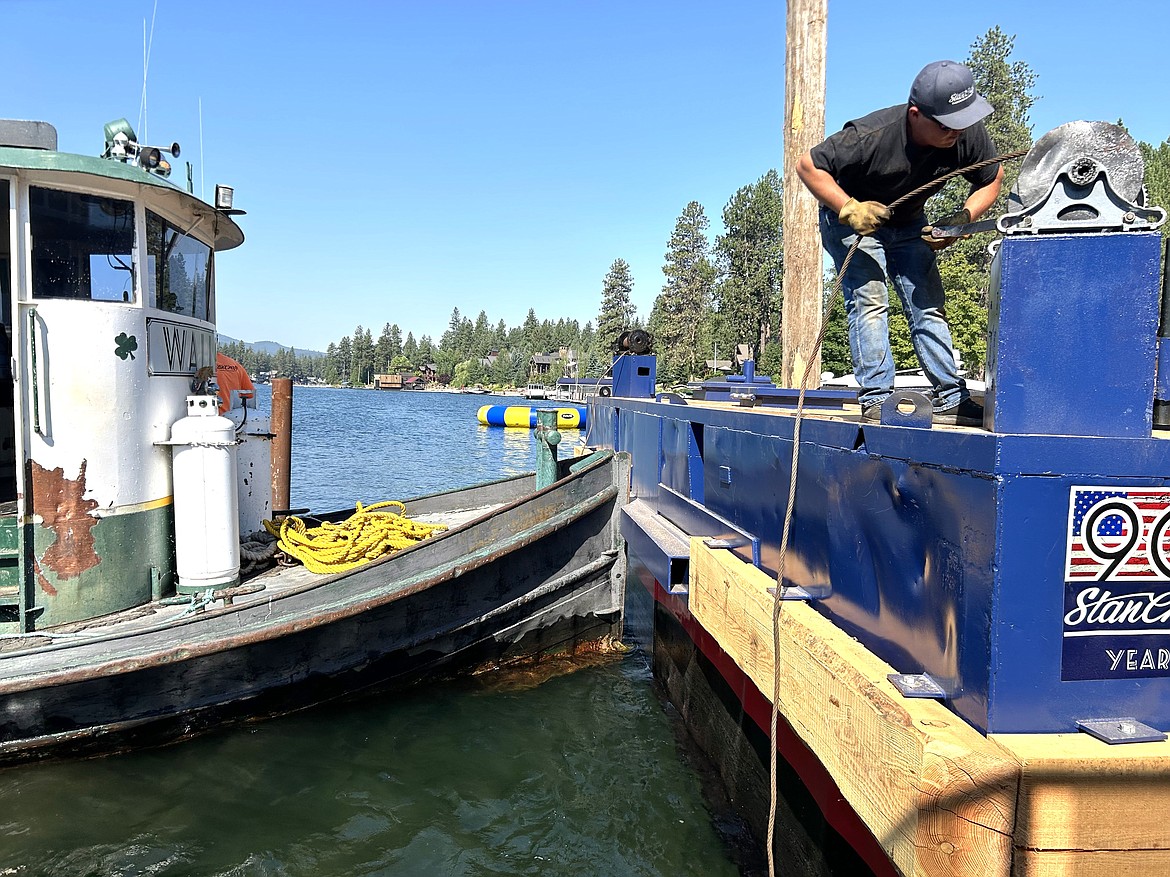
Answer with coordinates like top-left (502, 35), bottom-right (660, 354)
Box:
top-left (262, 501), bottom-right (448, 575)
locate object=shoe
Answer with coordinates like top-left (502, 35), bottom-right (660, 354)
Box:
top-left (933, 397), bottom-right (984, 427)
top-left (860, 403), bottom-right (883, 423)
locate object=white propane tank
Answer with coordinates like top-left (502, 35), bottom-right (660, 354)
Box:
top-left (169, 395), bottom-right (240, 593)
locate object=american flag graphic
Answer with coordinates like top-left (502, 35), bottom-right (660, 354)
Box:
top-left (1066, 486), bottom-right (1170, 581)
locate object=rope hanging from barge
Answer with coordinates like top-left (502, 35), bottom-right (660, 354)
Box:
top-left (263, 501), bottom-right (448, 575)
top-left (765, 149), bottom-right (1030, 877)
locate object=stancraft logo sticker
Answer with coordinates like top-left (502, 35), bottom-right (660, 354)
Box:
top-left (1062, 486), bottom-right (1170, 680)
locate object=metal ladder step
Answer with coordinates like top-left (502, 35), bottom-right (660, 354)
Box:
top-left (0, 507), bottom-right (18, 608)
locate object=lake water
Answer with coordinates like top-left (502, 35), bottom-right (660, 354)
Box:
top-left (0, 385), bottom-right (756, 876)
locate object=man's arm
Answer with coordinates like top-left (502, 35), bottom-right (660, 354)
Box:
top-left (797, 150), bottom-right (891, 236)
top-left (796, 151), bottom-right (851, 214)
top-left (964, 165), bottom-right (1004, 221)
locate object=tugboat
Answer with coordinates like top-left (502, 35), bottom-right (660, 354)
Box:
top-left (0, 117), bottom-right (245, 626)
top-left (587, 121), bottom-right (1170, 875)
top-left (0, 119), bottom-right (630, 764)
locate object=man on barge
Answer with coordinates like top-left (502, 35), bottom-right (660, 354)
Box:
top-left (795, 60), bottom-right (1003, 426)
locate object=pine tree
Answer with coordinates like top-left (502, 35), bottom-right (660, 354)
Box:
top-left (416, 335), bottom-right (433, 365)
top-left (440, 308), bottom-right (463, 353)
top-left (934, 27), bottom-right (1038, 376)
top-left (926, 26), bottom-right (1037, 270)
top-left (472, 310), bottom-right (493, 358)
top-left (335, 336), bottom-right (352, 384)
top-left (594, 259), bottom-right (636, 370)
top-left (348, 325), bottom-right (374, 386)
top-left (375, 323), bottom-right (395, 373)
top-left (1139, 139), bottom-right (1170, 239)
top-left (714, 169), bottom-right (784, 363)
top-left (649, 202), bottom-right (716, 383)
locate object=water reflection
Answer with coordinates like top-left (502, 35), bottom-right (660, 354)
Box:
top-left (251, 386), bottom-right (586, 512)
top-left (473, 423), bottom-right (585, 479)
top-left (1, 661), bottom-right (742, 877)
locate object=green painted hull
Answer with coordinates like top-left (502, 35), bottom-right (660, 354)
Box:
top-left (23, 504), bottom-right (176, 629)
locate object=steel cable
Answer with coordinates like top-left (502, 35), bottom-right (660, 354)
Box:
top-left (765, 147), bottom-right (1029, 877)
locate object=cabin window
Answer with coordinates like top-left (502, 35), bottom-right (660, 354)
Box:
top-left (146, 210), bottom-right (211, 321)
top-left (29, 187), bottom-right (136, 301)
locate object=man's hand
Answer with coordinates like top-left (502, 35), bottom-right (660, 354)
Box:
top-left (922, 208), bottom-right (971, 251)
top-left (838, 198), bottom-right (891, 236)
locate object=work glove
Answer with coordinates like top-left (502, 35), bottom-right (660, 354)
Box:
top-left (838, 198), bottom-right (891, 236)
top-left (922, 208), bottom-right (971, 251)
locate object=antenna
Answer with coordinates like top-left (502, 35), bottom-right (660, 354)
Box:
top-left (199, 97), bottom-right (205, 201)
top-left (138, 0), bottom-right (159, 143)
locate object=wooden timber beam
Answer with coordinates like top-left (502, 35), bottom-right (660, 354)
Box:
top-left (688, 539), bottom-right (1018, 876)
top-left (993, 732), bottom-right (1170, 876)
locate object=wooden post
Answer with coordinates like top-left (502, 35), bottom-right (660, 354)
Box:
top-left (271, 378), bottom-right (292, 514)
top-left (780, 0), bottom-right (827, 389)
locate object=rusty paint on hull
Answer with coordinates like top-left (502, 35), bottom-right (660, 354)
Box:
top-left (29, 459), bottom-right (100, 582)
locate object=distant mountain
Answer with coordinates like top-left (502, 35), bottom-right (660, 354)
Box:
top-left (219, 335), bottom-right (326, 360)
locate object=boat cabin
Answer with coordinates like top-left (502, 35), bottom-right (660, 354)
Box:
top-left (0, 119), bottom-right (244, 632)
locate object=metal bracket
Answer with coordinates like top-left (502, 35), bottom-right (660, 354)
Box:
top-left (875, 390), bottom-right (933, 428)
top-left (887, 673), bottom-right (947, 699)
top-left (731, 392), bottom-right (757, 408)
top-left (1076, 717), bottom-right (1167, 744)
top-left (767, 585), bottom-right (822, 602)
top-left (1001, 161), bottom-right (1166, 236)
top-left (701, 536), bottom-right (827, 601)
top-left (703, 537), bottom-right (746, 550)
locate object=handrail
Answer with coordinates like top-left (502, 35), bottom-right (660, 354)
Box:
top-left (27, 308), bottom-right (40, 436)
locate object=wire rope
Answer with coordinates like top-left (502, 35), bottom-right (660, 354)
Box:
top-left (765, 148), bottom-right (1029, 877)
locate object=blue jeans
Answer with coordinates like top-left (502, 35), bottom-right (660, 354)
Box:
top-left (820, 206), bottom-right (967, 411)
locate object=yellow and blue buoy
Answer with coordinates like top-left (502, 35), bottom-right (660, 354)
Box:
top-left (477, 405), bottom-right (587, 429)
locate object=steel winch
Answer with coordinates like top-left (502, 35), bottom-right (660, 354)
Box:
top-left (980, 120), bottom-right (1168, 437)
top-left (1002, 120), bottom-right (1166, 235)
top-left (929, 120), bottom-right (1167, 240)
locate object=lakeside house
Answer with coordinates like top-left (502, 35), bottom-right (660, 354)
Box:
top-left (373, 373), bottom-right (423, 390)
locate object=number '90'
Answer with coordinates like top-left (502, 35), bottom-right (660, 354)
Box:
top-left (1084, 499), bottom-right (1170, 580)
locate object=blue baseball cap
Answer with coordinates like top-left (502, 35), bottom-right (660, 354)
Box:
top-left (909, 60), bottom-right (993, 129)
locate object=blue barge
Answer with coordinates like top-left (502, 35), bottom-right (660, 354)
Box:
top-left (586, 123), bottom-right (1170, 875)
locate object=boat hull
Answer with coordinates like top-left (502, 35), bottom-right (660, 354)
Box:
top-left (0, 451), bottom-right (629, 764)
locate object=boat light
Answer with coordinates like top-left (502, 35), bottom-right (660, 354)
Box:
top-left (214, 185), bottom-right (234, 210)
top-left (102, 118), bottom-right (138, 160)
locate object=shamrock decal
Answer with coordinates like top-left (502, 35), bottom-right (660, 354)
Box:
top-left (114, 332), bottom-right (138, 360)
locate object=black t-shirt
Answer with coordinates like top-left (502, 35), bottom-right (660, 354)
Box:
top-left (809, 104), bottom-right (999, 226)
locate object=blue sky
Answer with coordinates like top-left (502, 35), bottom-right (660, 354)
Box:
top-left (5, 0), bottom-right (1168, 353)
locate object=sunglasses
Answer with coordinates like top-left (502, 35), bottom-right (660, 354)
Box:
top-left (912, 105), bottom-right (957, 133)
